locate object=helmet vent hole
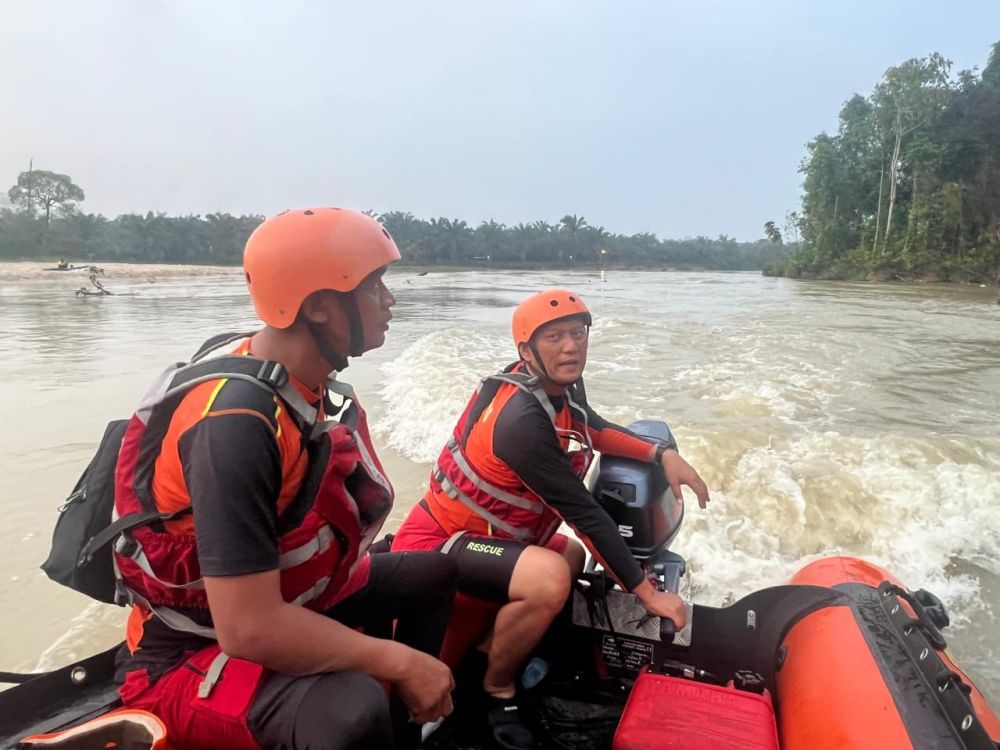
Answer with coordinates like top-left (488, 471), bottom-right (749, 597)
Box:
top-left (549, 300), bottom-right (559, 307)
top-left (304, 209), bottom-right (314, 216)
top-left (569, 296), bottom-right (576, 301)
top-left (382, 228), bottom-right (391, 239)
top-left (245, 272), bottom-right (251, 285)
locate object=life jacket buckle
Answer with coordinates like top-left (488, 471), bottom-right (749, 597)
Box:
top-left (197, 652), bottom-right (230, 699)
top-left (113, 534), bottom-right (139, 559)
top-left (257, 361), bottom-right (288, 389)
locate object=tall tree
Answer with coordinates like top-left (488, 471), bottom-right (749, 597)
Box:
top-left (763, 221), bottom-right (783, 244)
top-left (871, 53), bottom-right (954, 255)
top-left (982, 41), bottom-right (1000, 89)
top-left (8, 169), bottom-right (85, 227)
top-left (782, 40), bottom-right (1000, 282)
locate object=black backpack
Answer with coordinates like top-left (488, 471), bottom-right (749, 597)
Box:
top-left (40, 419), bottom-right (183, 604)
top-left (40, 332), bottom-right (299, 605)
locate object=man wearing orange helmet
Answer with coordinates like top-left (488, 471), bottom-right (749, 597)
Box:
top-left (112, 208), bottom-right (456, 750)
top-left (393, 288), bottom-right (709, 750)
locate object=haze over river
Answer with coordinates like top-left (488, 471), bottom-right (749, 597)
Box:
top-left (1, 267), bottom-right (997, 702)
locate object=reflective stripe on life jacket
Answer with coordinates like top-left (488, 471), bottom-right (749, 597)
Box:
top-left (113, 335), bottom-right (394, 639)
top-left (426, 363), bottom-right (593, 545)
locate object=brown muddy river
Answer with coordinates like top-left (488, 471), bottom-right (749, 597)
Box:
top-left (1, 267), bottom-right (997, 702)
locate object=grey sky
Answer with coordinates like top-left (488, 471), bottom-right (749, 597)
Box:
top-left (2, 1), bottom-right (998, 241)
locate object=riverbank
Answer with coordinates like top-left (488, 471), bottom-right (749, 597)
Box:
top-left (0, 261), bottom-right (718, 282)
top-left (3, 261), bottom-right (996, 297)
top-left (765, 252), bottom-right (1000, 286)
top-left (0, 261), bottom-right (243, 282)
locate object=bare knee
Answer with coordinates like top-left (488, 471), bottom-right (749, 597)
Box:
top-left (510, 547), bottom-right (572, 614)
top-left (561, 539), bottom-right (586, 576)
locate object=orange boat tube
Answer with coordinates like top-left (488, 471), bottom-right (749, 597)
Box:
top-left (777, 556), bottom-right (1000, 750)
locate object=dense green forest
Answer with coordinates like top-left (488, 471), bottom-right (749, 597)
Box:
top-left (10, 41), bottom-right (997, 281)
top-left (0, 187), bottom-right (786, 271)
top-left (772, 41), bottom-right (1000, 282)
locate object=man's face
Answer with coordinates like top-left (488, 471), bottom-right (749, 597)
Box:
top-left (525, 316), bottom-right (589, 385)
top-left (353, 267), bottom-right (396, 352)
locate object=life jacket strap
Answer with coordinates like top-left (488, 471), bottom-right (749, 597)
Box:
top-left (439, 530), bottom-right (468, 555)
top-left (114, 535), bottom-right (205, 591)
top-left (563, 388), bottom-right (594, 452)
top-left (486, 372), bottom-right (558, 424)
top-left (196, 651), bottom-right (230, 699)
top-left (436, 474), bottom-right (533, 542)
top-left (278, 526), bottom-right (335, 569)
top-left (79, 508), bottom-right (191, 566)
top-left (291, 576), bottom-right (333, 607)
top-left (445, 438), bottom-right (544, 512)
top-left (123, 587), bottom-right (218, 640)
top-left (118, 524), bottom-right (338, 599)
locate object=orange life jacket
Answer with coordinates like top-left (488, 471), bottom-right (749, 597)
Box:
top-left (424, 363), bottom-right (593, 545)
top-left (112, 340), bottom-right (393, 640)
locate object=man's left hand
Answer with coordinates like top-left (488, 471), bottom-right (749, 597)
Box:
top-left (662, 449), bottom-right (710, 509)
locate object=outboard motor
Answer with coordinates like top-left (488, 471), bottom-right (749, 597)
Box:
top-left (590, 420), bottom-right (686, 591)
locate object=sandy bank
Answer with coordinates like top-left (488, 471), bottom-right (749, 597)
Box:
top-left (0, 261), bottom-right (242, 282)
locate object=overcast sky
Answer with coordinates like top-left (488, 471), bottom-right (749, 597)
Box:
top-left (2, 1), bottom-right (998, 240)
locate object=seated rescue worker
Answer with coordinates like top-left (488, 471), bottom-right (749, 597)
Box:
top-left (392, 288), bottom-right (711, 750)
top-left (113, 208), bottom-right (456, 750)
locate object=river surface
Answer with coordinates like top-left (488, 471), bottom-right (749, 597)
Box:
top-left (1, 268), bottom-right (998, 702)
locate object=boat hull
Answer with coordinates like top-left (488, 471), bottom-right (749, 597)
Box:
top-left (778, 556), bottom-right (1000, 750)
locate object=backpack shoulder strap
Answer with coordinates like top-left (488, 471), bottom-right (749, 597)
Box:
top-left (79, 507), bottom-right (191, 564)
top-left (165, 356), bottom-right (319, 429)
top-left (190, 331), bottom-right (259, 363)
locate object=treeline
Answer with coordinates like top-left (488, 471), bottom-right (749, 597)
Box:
top-left (378, 212), bottom-right (786, 270)
top-left (0, 206), bottom-right (787, 271)
top-left (771, 41), bottom-right (1000, 282)
top-left (0, 209), bottom-right (263, 265)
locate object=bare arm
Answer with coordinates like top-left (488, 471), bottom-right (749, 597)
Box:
top-left (205, 570), bottom-right (408, 677)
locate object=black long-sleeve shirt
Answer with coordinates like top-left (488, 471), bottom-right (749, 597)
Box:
top-left (488, 383), bottom-right (660, 590)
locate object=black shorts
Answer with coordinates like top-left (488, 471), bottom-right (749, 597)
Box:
top-left (247, 550), bottom-right (456, 750)
top-left (440, 533), bottom-right (530, 604)
top-left (440, 531), bottom-right (570, 604)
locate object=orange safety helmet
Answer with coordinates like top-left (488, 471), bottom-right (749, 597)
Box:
top-left (511, 288), bottom-right (592, 348)
top-left (244, 207), bottom-right (401, 329)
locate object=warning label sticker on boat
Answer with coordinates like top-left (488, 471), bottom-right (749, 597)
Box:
top-left (601, 635), bottom-right (654, 671)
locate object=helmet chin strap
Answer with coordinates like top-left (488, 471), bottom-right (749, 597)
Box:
top-left (307, 322), bottom-right (349, 372)
top-left (306, 292), bottom-right (365, 372)
top-left (527, 342), bottom-right (550, 380)
top-left (334, 291), bottom-right (366, 357)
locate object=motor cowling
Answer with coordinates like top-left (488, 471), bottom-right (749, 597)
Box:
top-left (591, 420), bottom-right (683, 561)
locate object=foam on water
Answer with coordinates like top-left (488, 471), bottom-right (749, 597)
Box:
top-left (374, 314), bottom-right (1000, 631)
top-left (374, 329), bottom-right (511, 463)
top-left (674, 430), bottom-right (999, 624)
top-left (32, 602), bottom-right (125, 672)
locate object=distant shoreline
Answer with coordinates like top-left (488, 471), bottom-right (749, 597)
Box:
top-left (0, 259), bottom-right (729, 282)
top-left (1, 261), bottom-right (992, 290)
top-left (0, 261), bottom-right (243, 282)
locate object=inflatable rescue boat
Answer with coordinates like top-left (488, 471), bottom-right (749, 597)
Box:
top-left (2, 421), bottom-right (997, 750)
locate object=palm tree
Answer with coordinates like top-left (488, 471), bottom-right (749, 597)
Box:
top-left (559, 214), bottom-right (588, 236)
